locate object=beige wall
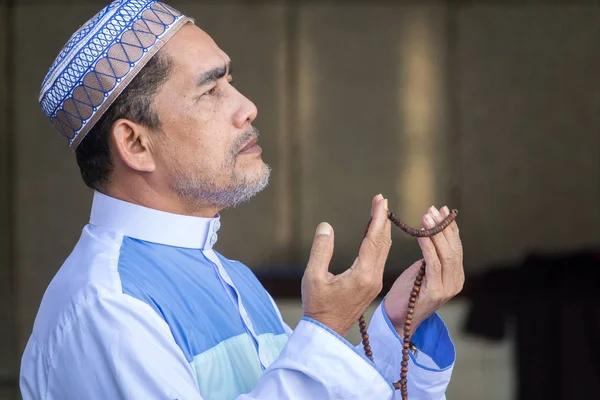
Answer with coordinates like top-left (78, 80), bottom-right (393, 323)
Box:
top-left (294, 4), bottom-right (455, 271)
top-left (457, 4), bottom-right (600, 270)
top-left (4, 1), bottom-right (600, 399)
top-left (0, 2), bottom-right (19, 399)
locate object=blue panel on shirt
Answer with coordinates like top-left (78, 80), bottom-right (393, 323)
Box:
top-left (117, 237), bottom-right (284, 363)
top-left (216, 253), bottom-right (285, 336)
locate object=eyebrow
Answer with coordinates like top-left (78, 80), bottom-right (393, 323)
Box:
top-left (195, 61), bottom-right (232, 87)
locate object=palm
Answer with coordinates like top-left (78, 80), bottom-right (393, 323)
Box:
top-left (385, 259), bottom-right (430, 333)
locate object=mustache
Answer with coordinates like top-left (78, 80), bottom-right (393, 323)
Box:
top-left (231, 126), bottom-right (260, 156)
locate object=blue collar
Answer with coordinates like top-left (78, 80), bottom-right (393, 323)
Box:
top-left (89, 191), bottom-right (221, 249)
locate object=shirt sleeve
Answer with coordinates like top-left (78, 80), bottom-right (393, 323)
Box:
top-left (25, 292), bottom-right (394, 400)
top-left (245, 292), bottom-right (394, 398)
top-left (264, 293), bottom-right (455, 399)
top-left (242, 318), bottom-right (393, 399)
top-left (361, 300), bottom-right (456, 400)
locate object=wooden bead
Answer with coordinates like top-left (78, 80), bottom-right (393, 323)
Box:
top-left (410, 291), bottom-right (417, 298)
top-left (366, 351), bottom-right (372, 357)
top-left (409, 302), bottom-right (415, 308)
top-left (405, 319), bottom-right (412, 326)
top-left (413, 286), bottom-right (420, 293)
top-left (407, 309), bottom-right (414, 315)
top-left (362, 333), bottom-right (369, 340)
top-left (401, 367), bottom-right (408, 373)
top-left (402, 355), bottom-right (410, 361)
top-left (401, 361), bottom-right (408, 367)
top-left (406, 313), bottom-right (413, 321)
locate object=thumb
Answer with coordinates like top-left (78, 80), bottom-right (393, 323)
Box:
top-left (305, 222), bottom-right (335, 281)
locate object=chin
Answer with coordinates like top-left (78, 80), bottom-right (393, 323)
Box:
top-left (239, 157), bottom-right (267, 173)
top-left (252, 162), bottom-right (271, 187)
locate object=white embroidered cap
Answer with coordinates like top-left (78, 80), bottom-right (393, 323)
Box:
top-left (39, 0), bottom-right (192, 148)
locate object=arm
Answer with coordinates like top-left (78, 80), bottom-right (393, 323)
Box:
top-left (243, 317), bottom-right (393, 399)
top-left (264, 294), bottom-right (394, 398)
top-left (37, 292), bottom-right (393, 400)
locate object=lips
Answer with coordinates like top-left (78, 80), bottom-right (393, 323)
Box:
top-left (238, 137), bottom-right (258, 153)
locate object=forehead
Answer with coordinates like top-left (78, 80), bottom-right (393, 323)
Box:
top-left (161, 23), bottom-right (230, 76)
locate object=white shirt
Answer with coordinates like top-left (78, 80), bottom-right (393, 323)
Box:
top-left (20, 191), bottom-right (455, 399)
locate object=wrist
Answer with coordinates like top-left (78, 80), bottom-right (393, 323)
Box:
top-left (304, 313), bottom-right (350, 337)
top-left (384, 298), bottom-right (421, 337)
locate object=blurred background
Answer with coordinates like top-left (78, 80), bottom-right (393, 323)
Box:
top-left (1, 0), bottom-right (600, 399)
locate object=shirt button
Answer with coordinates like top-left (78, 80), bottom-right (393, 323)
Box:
top-left (214, 220), bottom-right (221, 232)
top-left (210, 233), bottom-right (218, 246)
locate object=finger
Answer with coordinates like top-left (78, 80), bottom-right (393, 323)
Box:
top-left (371, 194), bottom-right (383, 218)
top-left (440, 205), bottom-right (463, 256)
top-left (305, 222), bottom-right (335, 281)
top-left (376, 198), bottom-right (392, 267)
top-left (428, 206), bottom-right (453, 246)
top-left (356, 196), bottom-right (391, 276)
top-left (441, 206), bottom-right (465, 284)
top-left (424, 208), bottom-right (456, 283)
top-left (372, 193), bottom-right (383, 215)
top-left (440, 205), bottom-right (460, 236)
top-left (423, 208), bottom-right (451, 259)
top-left (418, 236), bottom-right (442, 288)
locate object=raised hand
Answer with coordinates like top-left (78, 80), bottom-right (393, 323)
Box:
top-left (384, 206), bottom-right (464, 335)
top-left (301, 194), bottom-right (392, 336)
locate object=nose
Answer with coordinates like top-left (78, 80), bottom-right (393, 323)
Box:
top-left (232, 91), bottom-right (258, 129)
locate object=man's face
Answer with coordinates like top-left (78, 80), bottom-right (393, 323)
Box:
top-left (151, 23), bottom-right (269, 209)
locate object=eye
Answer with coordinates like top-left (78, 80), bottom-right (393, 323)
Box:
top-left (206, 86), bottom-right (217, 96)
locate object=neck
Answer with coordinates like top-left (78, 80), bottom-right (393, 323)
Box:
top-left (103, 183), bottom-right (221, 218)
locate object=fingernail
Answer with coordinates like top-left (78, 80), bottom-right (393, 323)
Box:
top-left (316, 222), bottom-right (332, 236)
top-left (442, 206), bottom-right (449, 214)
top-left (384, 198), bottom-right (389, 211)
top-left (376, 193), bottom-right (384, 201)
top-left (425, 215), bottom-right (434, 225)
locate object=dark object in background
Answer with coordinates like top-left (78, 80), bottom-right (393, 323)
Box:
top-left (464, 248), bottom-right (600, 400)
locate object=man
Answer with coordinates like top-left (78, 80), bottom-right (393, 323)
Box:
top-left (20, 1), bottom-right (464, 399)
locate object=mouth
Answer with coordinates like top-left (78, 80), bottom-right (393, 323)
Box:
top-left (238, 137), bottom-right (262, 155)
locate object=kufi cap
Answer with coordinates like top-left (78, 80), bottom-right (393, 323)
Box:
top-left (39, 0), bottom-right (192, 149)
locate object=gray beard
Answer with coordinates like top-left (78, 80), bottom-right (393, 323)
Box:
top-left (169, 127), bottom-right (271, 209)
top-left (172, 163), bottom-right (271, 209)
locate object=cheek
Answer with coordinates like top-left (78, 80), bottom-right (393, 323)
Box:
top-left (158, 95), bottom-right (237, 165)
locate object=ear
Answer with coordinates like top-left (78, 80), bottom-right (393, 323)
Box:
top-left (111, 119), bottom-right (156, 173)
